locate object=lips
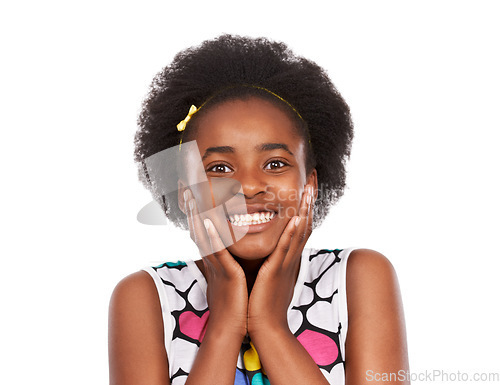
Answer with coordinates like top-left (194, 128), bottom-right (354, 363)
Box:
top-left (229, 211), bottom-right (276, 226)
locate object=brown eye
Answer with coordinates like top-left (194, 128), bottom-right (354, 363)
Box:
top-left (265, 160), bottom-right (286, 170)
top-left (208, 164), bottom-right (232, 173)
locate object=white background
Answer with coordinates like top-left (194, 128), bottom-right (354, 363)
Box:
top-left (1, 1), bottom-right (499, 383)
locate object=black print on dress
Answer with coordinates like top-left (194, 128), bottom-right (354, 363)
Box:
top-left (170, 368), bottom-right (189, 382)
top-left (159, 263), bottom-right (210, 384)
top-left (309, 248), bottom-right (341, 262)
top-left (161, 278), bottom-right (209, 348)
top-left (292, 250), bottom-right (344, 373)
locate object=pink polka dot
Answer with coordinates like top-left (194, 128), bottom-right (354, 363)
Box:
top-left (179, 311), bottom-right (209, 342)
top-left (296, 329), bottom-right (338, 366)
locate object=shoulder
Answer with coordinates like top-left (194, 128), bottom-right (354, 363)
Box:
top-left (346, 248), bottom-right (397, 287)
top-left (110, 270), bottom-right (159, 309)
top-left (109, 271), bottom-right (170, 384)
top-left (109, 270), bottom-right (164, 341)
top-left (109, 270), bottom-right (165, 343)
top-left (345, 248), bottom-right (401, 315)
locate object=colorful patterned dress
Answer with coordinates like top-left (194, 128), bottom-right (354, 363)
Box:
top-left (142, 247), bottom-right (354, 385)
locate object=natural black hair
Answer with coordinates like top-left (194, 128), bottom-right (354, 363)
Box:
top-left (134, 34), bottom-right (354, 229)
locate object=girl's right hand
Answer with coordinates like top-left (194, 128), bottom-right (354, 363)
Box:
top-left (184, 189), bottom-right (248, 340)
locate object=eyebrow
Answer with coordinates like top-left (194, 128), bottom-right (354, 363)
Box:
top-left (256, 143), bottom-right (294, 155)
top-left (202, 146), bottom-right (235, 160)
top-left (202, 143), bottom-right (294, 160)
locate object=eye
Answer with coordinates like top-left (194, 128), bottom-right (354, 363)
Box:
top-left (264, 160), bottom-right (287, 170)
top-left (207, 163), bottom-right (232, 173)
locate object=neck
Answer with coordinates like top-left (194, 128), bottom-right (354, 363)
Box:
top-left (193, 255), bottom-right (268, 296)
top-left (232, 255), bottom-right (267, 295)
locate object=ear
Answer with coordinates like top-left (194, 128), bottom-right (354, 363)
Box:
top-left (177, 179), bottom-right (189, 214)
top-left (306, 168), bottom-right (318, 200)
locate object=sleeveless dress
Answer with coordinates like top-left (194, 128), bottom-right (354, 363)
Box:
top-left (142, 247), bottom-right (354, 385)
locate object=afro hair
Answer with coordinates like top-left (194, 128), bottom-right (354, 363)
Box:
top-left (134, 34), bottom-right (354, 229)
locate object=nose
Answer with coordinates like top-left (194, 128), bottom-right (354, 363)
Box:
top-left (235, 170), bottom-right (267, 199)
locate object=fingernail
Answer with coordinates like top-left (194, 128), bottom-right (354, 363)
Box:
top-left (294, 217), bottom-right (301, 227)
top-left (306, 194), bottom-right (312, 204)
top-left (184, 190), bottom-right (189, 201)
top-left (189, 199), bottom-right (194, 210)
top-left (204, 218), bottom-right (211, 231)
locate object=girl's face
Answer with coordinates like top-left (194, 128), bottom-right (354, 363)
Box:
top-left (180, 97), bottom-right (317, 260)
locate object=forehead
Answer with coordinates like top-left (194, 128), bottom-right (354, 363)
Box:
top-left (191, 97), bottom-right (304, 149)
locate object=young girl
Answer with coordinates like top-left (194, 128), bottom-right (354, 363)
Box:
top-left (109, 35), bottom-right (409, 385)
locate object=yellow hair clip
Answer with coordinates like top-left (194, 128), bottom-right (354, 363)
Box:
top-left (177, 105), bottom-right (199, 132)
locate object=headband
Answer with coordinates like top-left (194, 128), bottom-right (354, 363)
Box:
top-left (176, 85), bottom-right (308, 150)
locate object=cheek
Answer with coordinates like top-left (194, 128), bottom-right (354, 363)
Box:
top-left (272, 184), bottom-right (304, 218)
top-left (189, 182), bottom-right (213, 213)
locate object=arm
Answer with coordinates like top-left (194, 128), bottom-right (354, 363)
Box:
top-left (109, 190), bottom-right (247, 385)
top-left (108, 268), bottom-right (246, 385)
top-left (344, 249), bottom-right (410, 384)
top-left (183, 191), bottom-right (248, 385)
top-left (183, 314), bottom-right (245, 385)
top-left (108, 270), bottom-right (170, 385)
top-left (249, 249), bottom-right (410, 385)
top-left (250, 328), bottom-right (331, 385)
top-left (247, 184), bottom-right (330, 384)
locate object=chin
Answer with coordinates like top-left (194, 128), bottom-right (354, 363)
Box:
top-left (227, 235), bottom-right (277, 260)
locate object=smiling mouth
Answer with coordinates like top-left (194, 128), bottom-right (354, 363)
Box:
top-left (228, 211), bottom-right (276, 226)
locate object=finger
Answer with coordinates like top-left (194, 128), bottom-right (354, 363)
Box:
top-left (299, 185), bottom-right (315, 240)
top-left (304, 185), bottom-right (314, 236)
top-left (283, 185), bottom-right (314, 266)
top-left (203, 218), bottom-right (243, 274)
top-left (184, 190), bottom-right (195, 241)
top-left (203, 218), bottom-right (225, 254)
top-left (267, 184), bottom-right (311, 267)
top-left (298, 185), bottom-right (311, 218)
top-left (187, 196), bottom-right (213, 258)
top-left (292, 184), bottom-right (311, 237)
top-left (184, 193), bottom-right (228, 274)
top-left (271, 215), bottom-right (301, 267)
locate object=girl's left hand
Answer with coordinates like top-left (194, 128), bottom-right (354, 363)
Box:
top-left (247, 184), bottom-right (315, 337)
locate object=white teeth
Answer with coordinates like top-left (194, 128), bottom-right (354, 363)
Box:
top-left (228, 211), bottom-right (276, 226)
